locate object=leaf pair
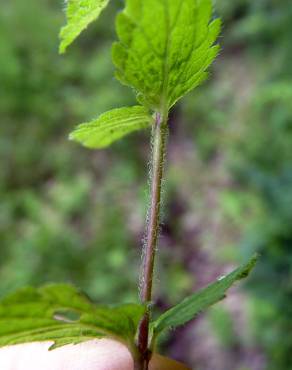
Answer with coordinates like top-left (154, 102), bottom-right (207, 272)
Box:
top-left (0, 0), bottom-right (259, 358)
top-left (0, 256), bottom-right (257, 351)
top-left (61, 0), bottom-right (221, 149)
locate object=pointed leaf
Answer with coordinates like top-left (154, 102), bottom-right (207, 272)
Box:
top-left (59, 0), bottom-right (110, 54)
top-left (151, 255), bottom-right (258, 337)
top-left (112, 0), bottom-right (221, 110)
top-left (69, 106), bottom-right (153, 149)
top-left (0, 284), bottom-right (145, 350)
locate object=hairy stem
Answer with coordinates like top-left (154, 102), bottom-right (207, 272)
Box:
top-left (137, 112), bottom-right (168, 370)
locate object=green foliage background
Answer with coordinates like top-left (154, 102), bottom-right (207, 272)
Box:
top-left (0, 1), bottom-right (291, 369)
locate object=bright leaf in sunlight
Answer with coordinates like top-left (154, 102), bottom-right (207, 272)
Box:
top-left (112, 0), bottom-right (221, 110)
top-left (69, 0), bottom-right (221, 149)
top-left (69, 106), bottom-right (154, 149)
top-left (59, 0), bottom-right (110, 54)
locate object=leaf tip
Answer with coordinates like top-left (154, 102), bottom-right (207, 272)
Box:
top-left (238, 253), bottom-right (259, 279)
top-left (68, 131), bottom-right (76, 141)
top-left (59, 44), bottom-right (66, 55)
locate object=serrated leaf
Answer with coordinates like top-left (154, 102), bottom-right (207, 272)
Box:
top-left (151, 255), bottom-right (258, 337)
top-left (0, 284), bottom-right (145, 351)
top-left (69, 106), bottom-right (153, 148)
top-left (112, 0), bottom-right (221, 110)
top-left (59, 0), bottom-right (110, 54)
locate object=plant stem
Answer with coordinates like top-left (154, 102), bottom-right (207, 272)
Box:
top-left (137, 111), bottom-right (168, 370)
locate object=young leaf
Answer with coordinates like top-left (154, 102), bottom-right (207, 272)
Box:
top-left (150, 255), bottom-right (258, 338)
top-left (112, 0), bottom-right (221, 111)
top-left (59, 0), bottom-right (110, 54)
top-left (0, 284), bottom-right (145, 350)
top-left (69, 106), bottom-right (153, 148)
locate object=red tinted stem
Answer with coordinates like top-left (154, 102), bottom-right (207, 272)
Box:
top-left (137, 112), bottom-right (168, 370)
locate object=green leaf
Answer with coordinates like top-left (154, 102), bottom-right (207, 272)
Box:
top-left (69, 106), bottom-right (153, 149)
top-left (112, 0), bottom-right (221, 111)
top-left (59, 0), bottom-right (110, 54)
top-left (150, 255), bottom-right (258, 338)
top-left (0, 284), bottom-right (145, 351)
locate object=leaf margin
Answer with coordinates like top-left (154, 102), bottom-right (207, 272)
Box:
top-left (0, 284), bottom-right (145, 352)
top-left (59, 0), bottom-right (110, 54)
top-left (150, 254), bottom-right (258, 338)
top-left (69, 105), bottom-right (154, 149)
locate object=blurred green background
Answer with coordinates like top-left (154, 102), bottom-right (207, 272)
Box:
top-left (0, 1), bottom-right (291, 369)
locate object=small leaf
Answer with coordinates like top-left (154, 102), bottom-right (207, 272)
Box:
top-left (151, 255), bottom-right (258, 337)
top-left (0, 284), bottom-right (145, 350)
top-left (112, 0), bottom-right (221, 110)
top-left (69, 106), bottom-right (153, 148)
top-left (59, 0), bottom-right (110, 54)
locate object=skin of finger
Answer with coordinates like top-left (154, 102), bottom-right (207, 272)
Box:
top-left (0, 340), bottom-right (191, 370)
top-left (0, 340), bottom-right (133, 370)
